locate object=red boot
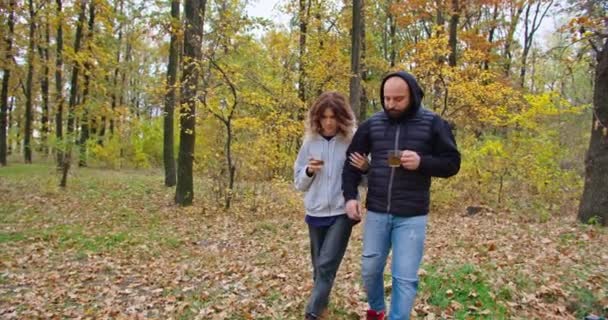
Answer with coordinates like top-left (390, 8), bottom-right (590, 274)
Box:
top-left (366, 309), bottom-right (386, 320)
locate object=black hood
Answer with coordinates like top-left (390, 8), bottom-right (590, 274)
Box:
top-left (380, 71), bottom-right (425, 120)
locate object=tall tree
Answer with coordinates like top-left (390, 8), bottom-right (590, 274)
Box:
top-left (519, 0), bottom-right (553, 88)
top-left (359, 0), bottom-right (368, 121)
top-left (349, 0), bottom-right (363, 118)
top-left (164, 0), bottom-right (180, 187)
top-left (577, 2), bottom-right (608, 226)
top-left (204, 58), bottom-right (238, 209)
top-left (175, 0), bottom-right (206, 206)
top-left (579, 39), bottom-right (608, 226)
top-left (24, 0), bottom-right (38, 163)
top-left (55, 0), bottom-right (65, 167)
top-left (448, 0), bottom-right (460, 67)
top-left (483, 3), bottom-right (500, 70)
top-left (297, 0), bottom-right (310, 105)
top-left (1, 0), bottom-right (16, 166)
top-left (110, 0), bottom-right (124, 136)
top-left (503, 1), bottom-right (525, 77)
top-left (38, 15), bottom-right (51, 155)
top-left (61, 0), bottom-right (87, 187)
top-left (387, 0), bottom-right (397, 67)
top-left (79, 0), bottom-right (96, 167)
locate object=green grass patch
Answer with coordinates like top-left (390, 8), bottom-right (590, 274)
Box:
top-left (254, 221), bottom-right (278, 234)
top-left (0, 163), bottom-right (53, 176)
top-left (0, 231), bottom-right (27, 243)
top-left (327, 304), bottom-right (360, 319)
top-left (567, 285), bottom-right (607, 318)
top-left (419, 263), bottom-right (509, 319)
top-left (36, 224), bottom-right (134, 252)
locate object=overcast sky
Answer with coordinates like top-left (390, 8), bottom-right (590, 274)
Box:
top-left (246, 0), bottom-right (289, 26)
top-left (245, 0), bottom-right (560, 48)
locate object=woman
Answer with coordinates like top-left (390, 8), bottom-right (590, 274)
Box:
top-left (294, 92), bottom-right (368, 320)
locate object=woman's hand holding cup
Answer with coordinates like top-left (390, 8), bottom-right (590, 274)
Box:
top-left (306, 154), bottom-right (324, 175)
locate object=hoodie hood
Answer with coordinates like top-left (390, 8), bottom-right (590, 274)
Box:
top-left (380, 71), bottom-right (425, 121)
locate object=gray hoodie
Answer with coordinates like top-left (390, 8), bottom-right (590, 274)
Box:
top-left (294, 134), bottom-right (350, 217)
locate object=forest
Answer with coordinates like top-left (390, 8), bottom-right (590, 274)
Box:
top-left (0, 0), bottom-right (606, 318)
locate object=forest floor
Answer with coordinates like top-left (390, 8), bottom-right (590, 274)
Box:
top-left (0, 163), bottom-right (606, 319)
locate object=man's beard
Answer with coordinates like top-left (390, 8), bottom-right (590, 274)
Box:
top-left (386, 108), bottom-right (405, 118)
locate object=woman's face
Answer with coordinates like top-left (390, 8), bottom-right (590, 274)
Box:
top-left (320, 107), bottom-right (338, 136)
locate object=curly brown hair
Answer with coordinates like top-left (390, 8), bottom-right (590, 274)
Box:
top-left (305, 91), bottom-right (355, 140)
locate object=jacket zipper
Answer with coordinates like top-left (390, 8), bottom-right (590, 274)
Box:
top-left (326, 139), bottom-right (331, 216)
top-left (386, 125), bottom-right (401, 213)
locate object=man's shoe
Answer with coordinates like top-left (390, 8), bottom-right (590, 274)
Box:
top-left (305, 313), bottom-right (318, 320)
top-left (366, 309), bottom-right (385, 320)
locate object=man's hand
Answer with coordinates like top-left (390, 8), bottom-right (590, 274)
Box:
top-left (401, 150), bottom-right (420, 170)
top-left (345, 199), bottom-right (362, 221)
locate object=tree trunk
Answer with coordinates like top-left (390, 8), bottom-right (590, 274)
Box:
top-left (448, 0), bottom-right (460, 67)
top-left (1, 0), bottom-right (16, 166)
top-left (79, 0), bottom-right (95, 167)
top-left (175, 0), bottom-right (206, 206)
top-left (224, 119), bottom-right (235, 209)
top-left (7, 98), bottom-right (14, 155)
top-left (164, 0), bottom-right (179, 187)
top-left (24, 0), bottom-right (37, 164)
top-left (38, 19), bottom-right (50, 156)
top-left (388, 0), bottom-right (396, 67)
top-left (359, 0), bottom-right (368, 121)
top-left (578, 39), bottom-right (608, 226)
top-left (55, 0), bottom-right (64, 167)
top-left (503, 3), bottom-right (524, 77)
top-left (483, 4), bottom-right (499, 70)
top-left (110, 0), bottom-right (124, 136)
top-left (15, 104), bottom-right (20, 155)
top-left (519, 0), bottom-right (553, 88)
top-left (349, 0), bottom-right (362, 119)
top-left (297, 0), bottom-right (310, 106)
top-left (61, 0), bottom-right (87, 188)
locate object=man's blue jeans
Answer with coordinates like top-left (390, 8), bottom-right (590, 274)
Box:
top-left (361, 211), bottom-right (428, 320)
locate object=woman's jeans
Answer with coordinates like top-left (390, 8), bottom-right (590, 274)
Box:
top-left (305, 215), bottom-right (354, 316)
top-left (362, 211), bottom-right (428, 320)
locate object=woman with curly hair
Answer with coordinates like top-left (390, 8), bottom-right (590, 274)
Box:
top-left (294, 91), bottom-right (368, 320)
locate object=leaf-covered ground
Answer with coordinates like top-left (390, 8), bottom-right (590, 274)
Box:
top-left (0, 164), bottom-right (606, 319)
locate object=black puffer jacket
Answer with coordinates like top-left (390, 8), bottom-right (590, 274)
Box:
top-left (342, 71), bottom-right (460, 216)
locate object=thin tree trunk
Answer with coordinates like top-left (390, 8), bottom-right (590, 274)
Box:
top-left (110, 0), bottom-right (124, 136)
top-left (55, 0), bottom-right (64, 167)
top-left (38, 19), bottom-right (50, 155)
top-left (519, 0), bottom-right (553, 88)
top-left (359, 0), bottom-right (368, 121)
top-left (349, 0), bottom-right (362, 118)
top-left (15, 102), bottom-right (20, 155)
top-left (504, 2), bottom-right (524, 77)
top-left (79, 1), bottom-right (95, 167)
top-left (297, 0), bottom-right (310, 106)
top-left (175, 0), bottom-right (206, 206)
top-left (61, 0), bottom-right (87, 188)
top-left (24, 0), bottom-right (37, 164)
top-left (388, 0), bottom-right (396, 67)
top-left (7, 98), bottom-right (14, 155)
top-left (578, 39), bottom-right (608, 226)
top-left (225, 120), bottom-right (235, 209)
top-left (164, 0), bottom-right (179, 187)
top-left (448, 0), bottom-right (460, 67)
top-left (483, 4), bottom-right (499, 70)
top-left (1, 0), bottom-right (16, 166)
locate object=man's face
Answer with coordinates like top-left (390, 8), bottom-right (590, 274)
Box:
top-left (383, 77), bottom-right (411, 118)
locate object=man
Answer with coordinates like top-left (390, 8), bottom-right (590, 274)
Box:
top-left (343, 71), bottom-right (460, 320)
